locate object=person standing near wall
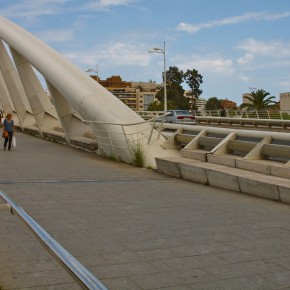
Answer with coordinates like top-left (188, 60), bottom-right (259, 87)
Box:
top-left (3, 113), bottom-right (14, 150)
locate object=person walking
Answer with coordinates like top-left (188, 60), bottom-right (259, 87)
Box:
top-left (220, 107), bottom-right (226, 117)
top-left (3, 113), bottom-right (14, 151)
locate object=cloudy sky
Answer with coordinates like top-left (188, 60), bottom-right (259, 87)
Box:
top-left (1, 0), bottom-right (290, 105)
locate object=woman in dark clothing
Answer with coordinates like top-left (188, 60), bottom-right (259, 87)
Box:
top-left (3, 113), bottom-right (14, 151)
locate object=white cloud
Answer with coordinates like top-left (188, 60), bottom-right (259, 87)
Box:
top-left (176, 11), bottom-right (290, 33)
top-left (1, 0), bottom-right (68, 19)
top-left (64, 41), bottom-right (150, 67)
top-left (279, 80), bottom-right (290, 88)
top-left (37, 28), bottom-right (75, 43)
top-left (0, 0), bottom-right (137, 19)
top-left (87, 0), bottom-right (137, 8)
top-left (172, 54), bottom-right (234, 75)
top-left (237, 53), bottom-right (255, 65)
top-left (236, 38), bottom-right (290, 58)
top-left (239, 75), bottom-right (251, 82)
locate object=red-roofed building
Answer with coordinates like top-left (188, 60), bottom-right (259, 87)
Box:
top-left (220, 99), bottom-right (237, 109)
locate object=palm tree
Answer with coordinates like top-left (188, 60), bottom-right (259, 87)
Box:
top-left (240, 89), bottom-right (276, 110)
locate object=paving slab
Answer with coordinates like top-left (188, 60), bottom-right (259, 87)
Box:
top-left (1, 133), bottom-right (290, 289)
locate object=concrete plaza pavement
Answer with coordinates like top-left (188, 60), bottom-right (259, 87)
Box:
top-left (1, 133), bottom-right (290, 289)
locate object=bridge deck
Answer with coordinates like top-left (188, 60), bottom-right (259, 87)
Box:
top-left (1, 133), bottom-right (290, 289)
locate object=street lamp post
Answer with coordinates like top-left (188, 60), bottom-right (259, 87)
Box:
top-left (148, 42), bottom-right (167, 112)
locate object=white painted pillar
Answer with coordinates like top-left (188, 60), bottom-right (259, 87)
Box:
top-left (0, 39), bottom-right (34, 129)
top-left (46, 80), bottom-right (94, 143)
top-left (10, 48), bottom-right (60, 135)
top-left (0, 70), bottom-right (15, 116)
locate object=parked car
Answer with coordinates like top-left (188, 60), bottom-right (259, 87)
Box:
top-left (165, 110), bottom-right (195, 123)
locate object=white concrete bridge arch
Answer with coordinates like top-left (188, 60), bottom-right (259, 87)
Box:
top-left (0, 16), bottom-right (177, 167)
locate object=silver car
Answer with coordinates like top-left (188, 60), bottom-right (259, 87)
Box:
top-left (165, 110), bottom-right (195, 123)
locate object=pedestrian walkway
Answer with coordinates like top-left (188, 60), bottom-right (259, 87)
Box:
top-left (1, 133), bottom-right (290, 289)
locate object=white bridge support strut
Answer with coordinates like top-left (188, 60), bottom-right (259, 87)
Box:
top-left (0, 39), bottom-right (34, 129)
top-left (0, 71), bottom-right (15, 115)
top-left (10, 48), bottom-right (60, 135)
top-left (0, 16), bottom-right (177, 167)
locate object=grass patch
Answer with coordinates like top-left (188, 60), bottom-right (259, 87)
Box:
top-left (107, 154), bottom-right (116, 161)
top-left (132, 143), bottom-right (145, 167)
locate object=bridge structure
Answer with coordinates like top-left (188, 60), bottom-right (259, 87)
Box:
top-left (0, 15), bottom-right (290, 171)
top-left (0, 16), bottom-right (178, 168)
top-left (1, 16), bottom-right (290, 290)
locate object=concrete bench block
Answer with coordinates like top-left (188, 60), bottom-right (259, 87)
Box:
top-left (236, 159), bottom-right (271, 175)
top-left (156, 155), bottom-right (290, 205)
top-left (207, 154), bottom-right (238, 167)
top-left (155, 157), bottom-right (181, 177)
top-left (206, 168), bottom-right (240, 192)
top-left (238, 176), bottom-right (280, 201)
top-left (270, 165), bottom-right (290, 179)
top-left (179, 162), bottom-right (208, 184)
top-left (180, 149), bottom-right (208, 161)
top-left (278, 186), bottom-right (290, 204)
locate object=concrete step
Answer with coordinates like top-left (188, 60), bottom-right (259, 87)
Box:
top-left (182, 149), bottom-right (290, 179)
top-left (208, 154), bottom-right (290, 178)
top-left (180, 148), bottom-right (208, 161)
top-left (155, 156), bottom-right (290, 204)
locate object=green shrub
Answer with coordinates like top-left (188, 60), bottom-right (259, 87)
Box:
top-left (132, 143), bottom-right (145, 167)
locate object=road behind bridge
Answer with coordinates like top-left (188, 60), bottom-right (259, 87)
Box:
top-left (1, 133), bottom-right (290, 289)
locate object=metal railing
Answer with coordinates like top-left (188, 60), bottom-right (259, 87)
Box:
top-left (193, 116), bottom-right (290, 130)
top-left (136, 111), bottom-right (164, 120)
top-left (82, 113), bottom-right (168, 161)
top-left (0, 191), bottom-right (108, 290)
top-left (193, 109), bottom-right (289, 119)
top-left (137, 110), bottom-right (290, 120)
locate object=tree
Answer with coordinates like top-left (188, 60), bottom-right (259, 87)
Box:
top-left (153, 66), bottom-right (204, 110)
top-left (183, 69), bottom-right (203, 109)
top-left (205, 97), bottom-right (221, 110)
top-left (147, 100), bottom-right (163, 111)
top-left (240, 89), bottom-right (276, 110)
top-left (156, 66), bottom-right (189, 109)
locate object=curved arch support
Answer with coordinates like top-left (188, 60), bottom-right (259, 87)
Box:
top-left (0, 17), bottom-right (178, 167)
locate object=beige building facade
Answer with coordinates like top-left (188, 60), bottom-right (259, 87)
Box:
top-left (184, 90), bottom-right (206, 110)
top-left (280, 92), bottom-right (290, 112)
top-left (195, 98), bottom-right (207, 110)
top-left (242, 93), bottom-right (253, 104)
top-left (92, 75), bottom-right (157, 111)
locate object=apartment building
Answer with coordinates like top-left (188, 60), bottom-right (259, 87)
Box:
top-left (220, 99), bottom-right (237, 109)
top-left (280, 92), bottom-right (290, 112)
top-left (91, 75), bottom-right (157, 111)
top-left (242, 93), bottom-right (253, 104)
top-left (184, 90), bottom-right (206, 110)
top-left (195, 98), bottom-right (207, 110)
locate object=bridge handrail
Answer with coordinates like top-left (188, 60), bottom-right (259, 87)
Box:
top-left (137, 110), bottom-right (290, 120)
top-left (82, 112), bottom-right (170, 126)
top-left (156, 122), bottom-right (290, 141)
top-left (194, 116), bottom-right (290, 123)
top-left (80, 112), bottom-right (169, 161)
top-left (0, 191), bottom-right (108, 290)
